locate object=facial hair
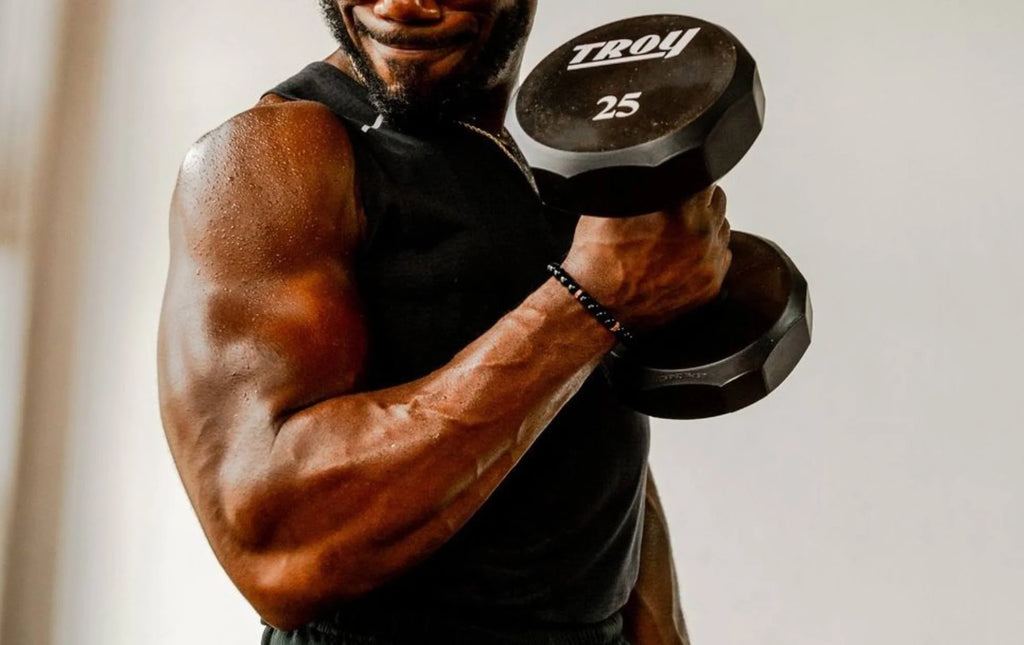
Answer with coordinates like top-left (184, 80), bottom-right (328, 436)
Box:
top-left (318, 1), bottom-right (531, 127)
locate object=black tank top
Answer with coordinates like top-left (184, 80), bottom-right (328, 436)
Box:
top-left (267, 62), bottom-right (650, 640)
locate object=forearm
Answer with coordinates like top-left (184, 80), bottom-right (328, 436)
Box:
top-left (624, 470), bottom-right (690, 645)
top-left (219, 279), bottom-right (615, 625)
top-left (163, 100), bottom-right (730, 629)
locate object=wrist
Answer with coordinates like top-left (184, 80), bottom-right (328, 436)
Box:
top-left (527, 279), bottom-right (619, 355)
top-left (559, 254), bottom-right (618, 305)
top-left (546, 263), bottom-right (635, 346)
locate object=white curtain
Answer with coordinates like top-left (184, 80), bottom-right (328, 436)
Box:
top-left (0, 0), bottom-right (66, 636)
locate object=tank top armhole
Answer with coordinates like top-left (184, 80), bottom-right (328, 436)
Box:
top-left (263, 63), bottom-right (387, 259)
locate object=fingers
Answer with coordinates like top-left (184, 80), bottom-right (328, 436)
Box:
top-left (709, 185), bottom-right (726, 215)
top-left (681, 185), bottom-right (727, 233)
top-left (692, 185), bottom-right (715, 207)
top-left (705, 186), bottom-right (727, 236)
top-left (714, 216), bottom-right (732, 284)
top-left (719, 216), bottom-right (731, 246)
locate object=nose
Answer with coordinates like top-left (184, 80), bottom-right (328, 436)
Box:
top-left (373, 0), bottom-right (442, 23)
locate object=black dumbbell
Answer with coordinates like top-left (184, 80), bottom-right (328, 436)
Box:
top-left (507, 14), bottom-right (812, 419)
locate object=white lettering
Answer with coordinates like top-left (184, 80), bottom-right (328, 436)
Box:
top-left (565, 27), bottom-right (703, 71)
top-left (593, 92), bottom-right (644, 121)
top-left (569, 41), bottom-right (606, 66)
top-left (629, 34), bottom-right (660, 56)
top-left (660, 27), bottom-right (701, 59)
top-left (593, 39), bottom-right (633, 62)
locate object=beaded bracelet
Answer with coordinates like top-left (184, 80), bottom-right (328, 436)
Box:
top-left (546, 263), bottom-right (636, 346)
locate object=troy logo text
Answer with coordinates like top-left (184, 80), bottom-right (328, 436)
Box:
top-left (567, 27), bottom-right (702, 71)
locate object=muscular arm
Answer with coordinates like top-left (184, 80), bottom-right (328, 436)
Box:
top-left (623, 469), bottom-right (691, 645)
top-left (159, 90), bottom-right (729, 630)
top-left (158, 99), bottom-right (617, 629)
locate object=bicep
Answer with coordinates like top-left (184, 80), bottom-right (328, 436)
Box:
top-left (160, 255), bottom-right (367, 424)
top-left (157, 105), bottom-right (366, 521)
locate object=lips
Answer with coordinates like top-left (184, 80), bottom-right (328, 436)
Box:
top-left (359, 26), bottom-right (474, 51)
top-left (351, 9), bottom-right (476, 55)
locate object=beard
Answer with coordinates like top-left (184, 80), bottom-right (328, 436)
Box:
top-left (318, 1), bottom-right (531, 127)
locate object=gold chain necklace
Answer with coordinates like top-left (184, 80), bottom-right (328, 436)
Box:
top-left (457, 121), bottom-right (539, 195)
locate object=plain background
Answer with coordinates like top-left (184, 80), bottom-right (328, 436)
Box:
top-left (1, 1), bottom-right (1022, 644)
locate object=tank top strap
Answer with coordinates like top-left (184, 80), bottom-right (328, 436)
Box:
top-left (265, 61), bottom-right (382, 130)
top-left (264, 62), bottom-right (391, 251)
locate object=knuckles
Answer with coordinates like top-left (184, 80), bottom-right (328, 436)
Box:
top-left (568, 192), bottom-right (732, 323)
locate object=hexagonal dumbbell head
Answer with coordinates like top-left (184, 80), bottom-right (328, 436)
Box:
top-left (508, 14), bottom-right (765, 216)
top-left (603, 232), bottom-right (812, 419)
top-left (509, 16), bottom-right (811, 419)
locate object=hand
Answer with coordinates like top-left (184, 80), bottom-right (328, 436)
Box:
top-left (561, 185), bottom-right (732, 330)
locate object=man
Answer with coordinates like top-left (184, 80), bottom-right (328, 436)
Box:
top-left (158, 1), bottom-right (731, 643)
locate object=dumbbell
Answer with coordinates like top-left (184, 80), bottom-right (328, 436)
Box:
top-left (507, 15), bottom-right (812, 419)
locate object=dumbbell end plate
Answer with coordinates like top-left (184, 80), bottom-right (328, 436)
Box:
top-left (605, 232), bottom-right (812, 419)
top-left (508, 15), bottom-right (765, 216)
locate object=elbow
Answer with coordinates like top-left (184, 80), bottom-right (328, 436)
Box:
top-left (214, 485), bottom-right (324, 628)
top-left (212, 463), bottom-right (425, 623)
top-left (247, 565), bottom-right (357, 632)
top-left (251, 592), bottom-right (317, 632)
top-left (246, 571), bottom-right (335, 631)
top-left (233, 541), bottom-right (385, 632)
top-left (215, 485), bottom-right (394, 628)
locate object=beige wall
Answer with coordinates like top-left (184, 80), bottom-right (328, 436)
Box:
top-left (2, 1), bottom-right (1022, 644)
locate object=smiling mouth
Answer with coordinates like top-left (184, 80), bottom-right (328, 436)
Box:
top-left (354, 22), bottom-right (475, 55)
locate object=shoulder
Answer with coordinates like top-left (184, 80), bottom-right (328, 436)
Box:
top-left (180, 95), bottom-right (357, 200)
top-left (171, 97), bottom-right (364, 270)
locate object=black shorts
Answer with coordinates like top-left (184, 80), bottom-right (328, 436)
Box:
top-left (261, 611), bottom-right (630, 645)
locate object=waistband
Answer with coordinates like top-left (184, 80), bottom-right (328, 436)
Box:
top-left (263, 610), bottom-right (628, 645)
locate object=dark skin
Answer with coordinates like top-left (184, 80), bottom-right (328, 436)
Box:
top-left (158, 0), bottom-right (728, 640)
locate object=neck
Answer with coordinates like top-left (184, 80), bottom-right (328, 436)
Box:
top-left (453, 82), bottom-right (516, 135)
top-left (465, 49), bottom-right (526, 136)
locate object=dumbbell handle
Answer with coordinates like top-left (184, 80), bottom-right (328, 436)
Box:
top-left (509, 14), bottom-right (811, 418)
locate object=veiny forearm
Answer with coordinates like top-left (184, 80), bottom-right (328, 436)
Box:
top-left (217, 279), bottom-right (615, 625)
top-left (160, 97), bottom-right (720, 629)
